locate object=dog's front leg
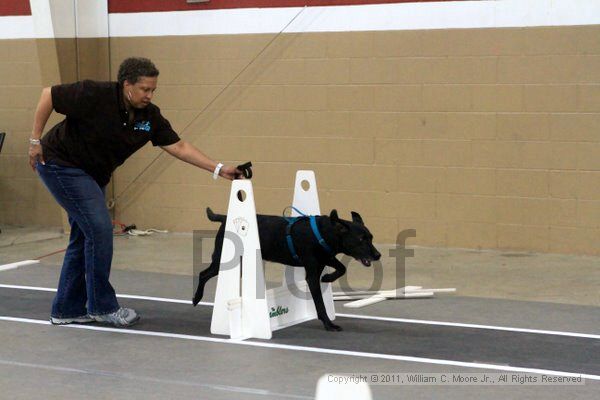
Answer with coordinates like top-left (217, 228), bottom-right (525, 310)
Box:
top-left (193, 226), bottom-right (225, 306)
top-left (305, 262), bottom-right (342, 332)
top-left (321, 257), bottom-right (347, 283)
top-left (192, 261), bottom-right (220, 306)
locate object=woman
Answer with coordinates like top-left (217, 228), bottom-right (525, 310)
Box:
top-left (29, 57), bottom-right (243, 327)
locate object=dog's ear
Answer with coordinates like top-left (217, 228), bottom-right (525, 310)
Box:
top-left (329, 210), bottom-right (348, 233)
top-left (351, 211), bottom-right (364, 225)
top-left (330, 209), bottom-right (340, 222)
top-left (330, 210), bottom-right (348, 233)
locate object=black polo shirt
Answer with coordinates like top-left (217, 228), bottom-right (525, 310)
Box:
top-left (41, 80), bottom-right (180, 187)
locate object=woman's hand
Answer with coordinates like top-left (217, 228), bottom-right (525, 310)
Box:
top-left (219, 165), bottom-right (244, 180)
top-left (29, 143), bottom-right (45, 171)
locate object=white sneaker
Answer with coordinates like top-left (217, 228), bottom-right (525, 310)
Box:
top-left (50, 315), bottom-right (94, 325)
top-left (91, 308), bottom-right (140, 327)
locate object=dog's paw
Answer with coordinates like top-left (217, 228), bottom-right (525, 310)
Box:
top-left (321, 273), bottom-right (338, 283)
top-left (324, 323), bottom-right (343, 332)
top-left (192, 290), bottom-right (203, 307)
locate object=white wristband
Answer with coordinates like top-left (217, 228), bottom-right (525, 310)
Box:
top-left (29, 138), bottom-right (41, 145)
top-left (213, 163), bottom-right (224, 180)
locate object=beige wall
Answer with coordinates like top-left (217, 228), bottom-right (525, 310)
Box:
top-left (0, 37), bottom-right (109, 227)
top-left (109, 26), bottom-right (600, 255)
top-left (0, 39), bottom-right (61, 226)
top-left (2, 25), bottom-right (599, 255)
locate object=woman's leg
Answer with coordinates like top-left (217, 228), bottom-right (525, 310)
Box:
top-left (51, 217), bottom-right (88, 318)
top-left (36, 162), bottom-right (119, 317)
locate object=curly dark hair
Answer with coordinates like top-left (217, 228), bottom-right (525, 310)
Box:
top-left (117, 57), bottom-right (159, 85)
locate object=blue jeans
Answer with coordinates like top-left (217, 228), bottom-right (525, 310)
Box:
top-left (36, 162), bottom-right (119, 318)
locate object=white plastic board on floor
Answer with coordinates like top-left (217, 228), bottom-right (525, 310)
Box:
top-left (0, 260), bottom-right (40, 272)
top-left (315, 374), bottom-right (372, 400)
top-left (210, 180), bottom-right (271, 339)
top-left (280, 170), bottom-right (336, 325)
top-left (210, 171), bottom-right (335, 340)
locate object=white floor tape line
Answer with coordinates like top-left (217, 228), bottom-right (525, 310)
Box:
top-left (334, 313), bottom-right (600, 340)
top-left (0, 284), bottom-right (56, 293)
top-left (0, 260), bottom-right (40, 272)
top-left (0, 284), bottom-right (211, 306)
top-left (0, 315), bottom-right (598, 382)
top-left (1, 283), bottom-right (598, 340)
top-left (0, 358), bottom-right (312, 399)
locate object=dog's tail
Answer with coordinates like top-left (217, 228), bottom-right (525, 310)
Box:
top-left (206, 207), bottom-right (226, 223)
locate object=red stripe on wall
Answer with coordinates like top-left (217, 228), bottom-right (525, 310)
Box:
top-left (0, 0), bottom-right (31, 16)
top-left (108, 0), bottom-right (462, 13)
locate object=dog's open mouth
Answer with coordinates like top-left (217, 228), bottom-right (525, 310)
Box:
top-left (361, 258), bottom-right (372, 267)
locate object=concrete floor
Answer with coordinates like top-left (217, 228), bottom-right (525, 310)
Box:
top-left (0, 225), bottom-right (599, 399)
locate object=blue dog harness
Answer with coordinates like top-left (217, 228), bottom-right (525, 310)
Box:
top-left (284, 207), bottom-right (334, 262)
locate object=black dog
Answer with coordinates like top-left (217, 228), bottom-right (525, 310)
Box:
top-left (193, 208), bottom-right (381, 331)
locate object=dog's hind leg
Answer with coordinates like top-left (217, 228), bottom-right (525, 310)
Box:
top-left (192, 225), bottom-right (225, 306)
top-left (321, 257), bottom-right (347, 283)
top-left (305, 263), bottom-right (342, 331)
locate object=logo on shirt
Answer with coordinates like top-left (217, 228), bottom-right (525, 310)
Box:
top-left (134, 121), bottom-right (151, 132)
